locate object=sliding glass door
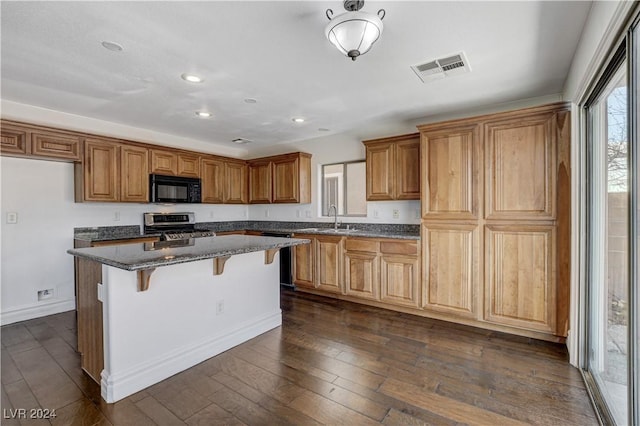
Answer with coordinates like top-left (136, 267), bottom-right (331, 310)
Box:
top-left (584, 10), bottom-right (638, 425)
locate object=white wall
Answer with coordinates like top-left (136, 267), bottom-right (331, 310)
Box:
top-left (0, 156), bottom-right (248, 325)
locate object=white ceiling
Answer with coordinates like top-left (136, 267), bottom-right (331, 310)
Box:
top-left (1, 1), bottom-right (591, 151)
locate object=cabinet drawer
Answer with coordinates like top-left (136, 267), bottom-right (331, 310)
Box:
top-left (1, 126), bottom-right (28, 155)
top-left (345, 238), bottom-right (379, 253)
top-left (380, 240), bottom-right (418, 255)
top-left (31, 131), bottom-right (81, 161)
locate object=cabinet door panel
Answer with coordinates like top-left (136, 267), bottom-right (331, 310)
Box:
top-left (366, 143), bottom-right (394, 200)
top-left (150, 150), bottom-right (177, 175)
top-left (422, 224), bottom-right (478, 318)
top-left (249, 161), bottom-right (272, 203)
top-left (485, 225), bottom-right (556, 333)
top-left (224, 161), bottom-right (248, 204)
top-left (381, 255), bottom-right (419, 307)
top-left (120, 145), bottom-right (149, 202)
top-left (395, 138), bottom-right (420, 200)
top-left (31, 131), bottom-right (81, 161)
top-left (273, 157), bottom-right (299, 203)
top-left (83, 139), bottom-right (119, 202)
top-left (344, 251), bottom-right (379, 300)
top-left (421, 125), bottom-right (479, 219)
top-left (485, 114), bottom-right (555, 220)
top-left (178, 154), bottom-right (200, 178)
top-left (316, 235), bottom-right (342, 293)
top-left (293, 235), bottom-right (315, 288)
top-left (1, 125), bottom-right (28, 155)
top-left (201, 158), bottom-right (225, 203)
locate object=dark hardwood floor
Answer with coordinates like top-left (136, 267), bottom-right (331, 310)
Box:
top-left (1, 290), bottom-right (597, 425)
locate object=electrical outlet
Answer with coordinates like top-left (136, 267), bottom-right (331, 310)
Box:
top-left (264, 209), bottom-right (270, 218)
top-left (296, 209), bottom-right (301, 218)
top-left (414, 209), bottom-right (421, 219)
top-left (6, 212), bottom-right (18, 224)
top-left (216, 300), bottom-right (225, 315)
top-left (373, 209), bottom-right (379, 218)
top-left (114, 211), bottom-right (121, 221)
top-left (209, 211), bottom-right (215, 219)
top-left (393, 209), bottom-right (400, 219)
top-left (37, 289), bottom-right (54, 301)
top-left (305, 210), bottom-right (311, 218)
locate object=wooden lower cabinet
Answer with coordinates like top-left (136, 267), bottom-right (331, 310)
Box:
top-left (380, 254), bottom-right (419, 308)
top-left (421, 223), bottom-right (479, 318)
top-left (344, 251), bottom-right (379, 300)
top-left (293, 234), bottom-right (316, 289)
top-left (316, 235), bottom-right (343, 293)
top-left (484, 224), bottom-right (556, 333)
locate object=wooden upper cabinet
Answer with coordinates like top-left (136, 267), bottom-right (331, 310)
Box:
top-left (248, 160), bottom-right (272, 204)
top-left (150, 149), bottom-right (177, 175)
top-left (201, 157), bottom-right (225, 204)
top-left (248, 152), bottom-right (311, 204)
top-left (365, 142), bottom-right (394, 200)
top-left (31, 131), bottom-right (81, 161)
top-left (78, 138), bottom-right (119, 202)
top-left (363, 134), bottom-right (420, 201)
top-left (224, 161), bottom-right (248, 204)
top-left (484, 113), bottom-right (556, 220)
top-left (177, 153), bottom-right (200, 178)
top-left (484, 224), bottom-right (556, 333)
top-left (120, 145), bottom-right (149, 202)
top-left (420, 124), bottom-right (480, 220)
top-left (0, 124), bottom-right (29, 156)
top-left (421, 223), bottom-right (479, 318)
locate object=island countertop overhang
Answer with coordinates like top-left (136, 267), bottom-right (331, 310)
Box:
top-left (67, 235), bottom-right (310, 271)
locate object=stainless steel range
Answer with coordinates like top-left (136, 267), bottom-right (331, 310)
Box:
top-left (143, 212), bottom-right (216, 241)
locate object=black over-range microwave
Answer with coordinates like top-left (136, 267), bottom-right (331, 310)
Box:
top-left (149, 174), bottom-right (202, 203)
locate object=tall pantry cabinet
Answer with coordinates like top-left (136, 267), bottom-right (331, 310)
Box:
top-left (419, 102), bottom-right (570, 339)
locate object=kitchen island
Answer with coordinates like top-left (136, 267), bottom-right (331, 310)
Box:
top-left (68, 235), bottom-right (310, 403)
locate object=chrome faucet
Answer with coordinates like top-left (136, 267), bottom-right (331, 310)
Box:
top-left (328, 204), bottom-right (339, 230)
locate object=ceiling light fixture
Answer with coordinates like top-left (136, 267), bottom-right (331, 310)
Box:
top-left (325, 0), bottom-right (385, 61)
top-left (292, 118), bottom-right (305, 123)
top-left (195, 111), bottom-right (211, 118)
top-left (244, 98), bottom-right (258, 104)
top-left (181, 73), bottom-right (203, 83)
top-left (101, 41), bottom-right (123, 52)
top-left (232, 138), bottom-right (251, 144)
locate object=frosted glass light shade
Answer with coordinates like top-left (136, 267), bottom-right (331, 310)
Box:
top-left (325, 11), bottom-right (383, 61)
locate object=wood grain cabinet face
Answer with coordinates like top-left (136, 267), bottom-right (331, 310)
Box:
top-left (485, 114), bottom-right (556, 220)
top-left (484, 225), bottom-right (556, 333)
top-left (365, 142), bottom-right (395, 200)
top-left (31, 131), bottom-right (81, 161)
top-left (344, 250), bottom-right (379, 300)
top-left (273, 156), bottom-right (300, 203)
top-left (201, 158), bottom-right (225, 204)
top-left (249, 161), bottom-right (273, 203)
top-left (422, 223), bottom-right (479, 318)
top-left (293, 234), bottom-right (316, 288)
top-left (224, 161), bottom-right (248, 204)
top-left (395, 139), bottom-right (421, 200)
top-left (421, 126), bottom-right (479, 219)
top-left (1, 125), bottom-right (28, 155)
top-left (81, 139), bottom-right (119, 202)
top-left (177, 154), bottom-right (201, 178)
top-left (316, 235), bottom-right (343, 293)
top-left (381, 254), bottom-right (419, 308)
top-left (150, 150), bottom-right (178, 175)
top-left (120, 145), bottom-right (149, 202)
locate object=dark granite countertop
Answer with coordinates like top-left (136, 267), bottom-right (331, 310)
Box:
top-left (67, 235), bottom-right (310, 271)
top-left (74, 221), bottom-right (420, 242)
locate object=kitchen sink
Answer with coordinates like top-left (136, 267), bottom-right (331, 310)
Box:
top-left (296, 228), bottom-right (360, 234)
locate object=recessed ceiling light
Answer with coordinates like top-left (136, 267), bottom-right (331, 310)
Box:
top-left (181, 73), bottom-right (204, 83)
top-left (232, 138), bottom-right (252, 144)
top-left (292, 117), bottom-right (305, 123)
top-left (244, 98), bottom-right (257, 104)
top-left (101, 41), bottom-right (123, 52)
top-left (195, 111), bottom-right (211, 118)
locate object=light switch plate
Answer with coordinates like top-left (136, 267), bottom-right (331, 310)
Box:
top-left (6, 212), bottom-right (17, 224)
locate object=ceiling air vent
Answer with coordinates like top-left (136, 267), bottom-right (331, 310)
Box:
top-left (411, 52), bottom-right (471, 83)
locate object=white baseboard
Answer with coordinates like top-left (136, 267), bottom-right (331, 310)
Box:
top-left (101, 310), bottom-right (282, 403)
top-left (1, 298), bottom-right (76, 325)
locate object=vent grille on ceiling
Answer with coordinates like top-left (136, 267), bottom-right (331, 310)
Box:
top-left (411, 52), bottom-right (471, 83)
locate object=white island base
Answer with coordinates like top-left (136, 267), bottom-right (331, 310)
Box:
top-left (98, 250), bottom-right (281, 403)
